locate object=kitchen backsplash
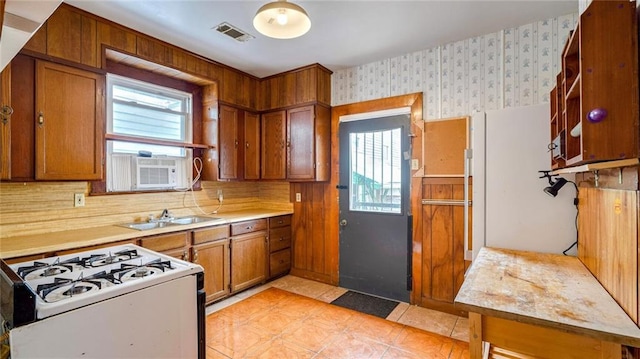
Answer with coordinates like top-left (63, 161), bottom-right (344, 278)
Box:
top-left (331, 12), bottom-right (578, 120)
top-left (0, 181), bottom-right (292, 238)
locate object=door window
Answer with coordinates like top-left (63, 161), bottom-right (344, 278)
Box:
top-left (349, 128), bottom-right (402, 214)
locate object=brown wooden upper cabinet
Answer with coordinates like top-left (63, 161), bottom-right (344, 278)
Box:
top-left (0, 65), bottom-right (11, 180)
top-left (260, 105), bottom-right (330, 182)
top-left (258, 65), bottom-right (332, 111)
top-left (2, 55), bottom-right (104, 181)
top-left (261, 110), bottom-right (287, 180)
top-left (218, 105), bottom-right (260, 180)
top-left (35, 60), bottom-right (105, 180)
top-left (550, 0), bottom-right (639, 168)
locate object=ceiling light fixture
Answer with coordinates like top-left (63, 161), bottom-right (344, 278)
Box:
top-left (253, 0), bottom-right (311, 39)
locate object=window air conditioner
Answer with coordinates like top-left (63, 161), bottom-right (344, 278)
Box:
top-left (107, 154), bottom-right (189, 192)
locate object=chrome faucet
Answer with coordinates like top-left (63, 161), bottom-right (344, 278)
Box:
top-left (149, 209), bottom-right (173, 223)
top-left (160, 209), bottom-right (173, 221)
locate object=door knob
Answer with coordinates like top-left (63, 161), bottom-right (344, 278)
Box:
top-left (340, 219), bottom-right (347, 227)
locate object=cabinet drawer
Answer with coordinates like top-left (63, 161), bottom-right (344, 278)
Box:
top-left (269, 215), bottom-right (291, 228)
top-left (193, 225), bottom-right (230, 245)
top-left (270, 248), bottom-right (291, 277)
top-left (140, 232), bottom-right (189, 252)
top-left (269, 227), bottom-right (291, 253)
top-left (231, 219), bottom-right (267, 236)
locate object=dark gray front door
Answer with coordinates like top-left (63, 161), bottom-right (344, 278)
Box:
top-left (338, 115), bottom-right (411, 302)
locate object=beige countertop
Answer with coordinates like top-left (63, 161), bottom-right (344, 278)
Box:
top-left (0, 209), bottom-right (292, 259)
top-left (454, 247), bottom-right (640, 347)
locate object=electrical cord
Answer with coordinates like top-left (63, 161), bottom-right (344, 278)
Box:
top-left (562, 180), bottom-right (579, 256)
top-left (177, 156), bottom-right (223, 215)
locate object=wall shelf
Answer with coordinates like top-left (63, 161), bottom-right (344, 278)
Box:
top-left (551, 158), bottom-right (639, 175)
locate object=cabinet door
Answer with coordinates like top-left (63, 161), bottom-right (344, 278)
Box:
top-left (35, 60), bottom-right (104, 180)
top-left (46, 6), bottom-right (98, 67)
top-left (260, 110), bottom-right (286, 179)
top-left (0, 64), bottom-right (11, 180)
top-left (244, 111), bottom-right (260, 180)
top-left (423, 117), bottom-right (469, 176)
top-left (230, 231), bottom-right (267, 293)
top-left (140, 231), bottom-right (189, 253)
top-left (193, 239), bottom-right (230, 303)
top-left (218, 105), bottom-right (239, 180)
top-left (287, 106), bottom-right (315, 180)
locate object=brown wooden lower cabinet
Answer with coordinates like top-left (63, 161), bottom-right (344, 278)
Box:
top-left (419, 178), bottom-right (470, 315)
top-left (192, 239), bottom-right (230, 303)
top-left (268, 216), bottom-right (292, 279)
top-left (140, 231), bottom-right (190, 260)
top-left (230, 230), bottom-right (267, 293)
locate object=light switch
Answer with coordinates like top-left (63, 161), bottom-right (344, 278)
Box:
top-left (411, 159), bottom-right (419, 170)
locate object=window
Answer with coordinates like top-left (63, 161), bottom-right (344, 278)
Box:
top-left (349, 128), bottom-right (402, 213)
top-left (106, 74), bottom-right (194, 192)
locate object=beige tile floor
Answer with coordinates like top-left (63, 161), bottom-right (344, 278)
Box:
top-left (206, 287), bottom-right (469, 358)
top-left (206, 275), bottom-right (470, 343)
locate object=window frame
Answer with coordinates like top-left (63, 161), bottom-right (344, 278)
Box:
top-left (106, 73), bottom-right (194, 148)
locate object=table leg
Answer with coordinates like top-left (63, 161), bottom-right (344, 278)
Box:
top-left (469, 312), bottom-right (483, 359)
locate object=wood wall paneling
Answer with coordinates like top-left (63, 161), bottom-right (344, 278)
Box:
top-left (291, 93), bottom-right (423, 286)
top-left (97, 21), bottom-right (137, 61)
top-left (289, 182), bottom-right (333, 284)
top-left (420, 180), bottom-right (468, 312)
top-left (578, 187), bottom-right (638, 323)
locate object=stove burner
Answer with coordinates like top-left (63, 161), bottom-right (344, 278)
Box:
top-left (113, 259), bottom-right (173, 282)
top-left (18, 257), bottom-right (84, 281)
top-left (63, 284), bottom-right (93, 296)
top-left (36, 271), bottom-right (120, 303)
top-left (83, 249), bottom-right (140, 267)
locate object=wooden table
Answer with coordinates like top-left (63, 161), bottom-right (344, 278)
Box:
top-left (454, 247), bottom-right (640, 359)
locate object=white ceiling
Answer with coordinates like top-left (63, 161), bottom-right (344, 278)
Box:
top-left (65, 0), bottom-right (578, 78)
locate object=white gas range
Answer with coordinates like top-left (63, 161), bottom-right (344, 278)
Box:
top-left (1, 243), bottom-right (205, 358)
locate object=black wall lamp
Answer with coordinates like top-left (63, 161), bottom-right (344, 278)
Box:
top-left (544, 177), bottom-right (568, 197)
top-left (538, 170), bottom-right (569, 197)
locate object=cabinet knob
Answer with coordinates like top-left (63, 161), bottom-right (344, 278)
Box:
top-left (279, 237), bottom-right (284, 241)
top-left (246, 226), bottom-right (253, 230)
top-left (37, 112), bottom-right (44, 126)
top-left (278, 220), bottom-right (283, 224)
top-left (234, 140), bottom-right (239, 148)
top-left (192, 249), bottom-right (198, 262)
top-left (183, 250), bottom-right (189, 261)
top-left (246, 142), bottom-right (250, 148)
top-left (1, 105), bottom-right (13, 124)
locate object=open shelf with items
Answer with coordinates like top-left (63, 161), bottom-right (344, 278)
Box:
top-left (549, 1), bottom-right (639, 170)
top-left (550, 73), bottom-right (565, 170)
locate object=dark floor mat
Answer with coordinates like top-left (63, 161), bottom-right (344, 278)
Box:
top-left (330, 291), bottom-right (399, 319)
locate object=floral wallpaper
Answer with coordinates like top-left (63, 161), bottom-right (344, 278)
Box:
top-left (332, 13), bottom-right (578, 120)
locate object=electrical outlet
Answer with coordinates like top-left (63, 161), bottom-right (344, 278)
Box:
top-left (74, 193), bottom-right (85, 207)
top-left (411, 159), bottom-right (419, 170)
top-left (295, 193), bottom-right (301, 202)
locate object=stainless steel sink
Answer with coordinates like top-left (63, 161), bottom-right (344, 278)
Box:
top-left (169, 216), bottom-right (219, 225)
top-left (119, 216), bottom-right (222, 231)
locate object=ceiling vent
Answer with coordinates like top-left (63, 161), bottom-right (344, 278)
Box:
top-left (215, 22), bottom-right (255, 42)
